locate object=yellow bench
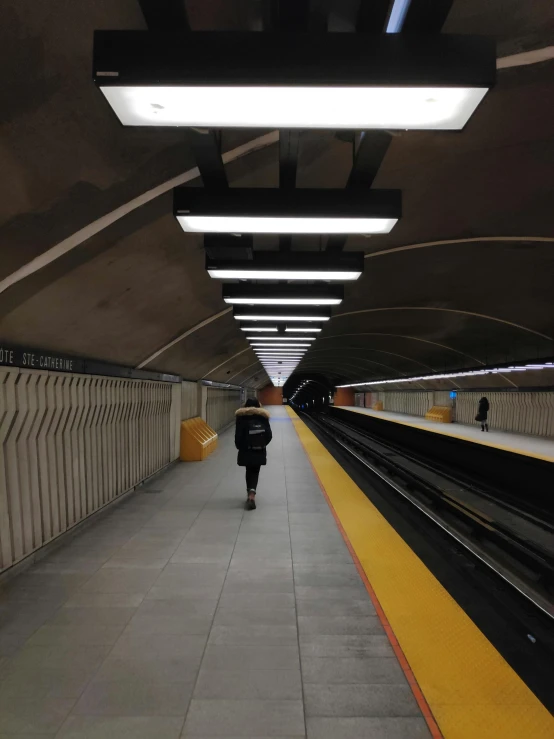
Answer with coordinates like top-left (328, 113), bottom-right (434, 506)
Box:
top-left (180, 417), bottom-right (218, 461)
top-left (372, 401), bottom-right (384, 411)
top-left (425, 406), bottom-right (452, 423)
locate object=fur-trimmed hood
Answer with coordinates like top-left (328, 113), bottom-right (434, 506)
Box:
top-left (235, 407), bottom-right (270, 419)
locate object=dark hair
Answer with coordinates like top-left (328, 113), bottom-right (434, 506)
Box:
top-left (244, 398), bottom-right (261, 408)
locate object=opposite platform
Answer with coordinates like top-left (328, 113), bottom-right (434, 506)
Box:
top-left (338, 406), bottom-right (554, 463)
top-left (0, 405), bottom-right (428, 739)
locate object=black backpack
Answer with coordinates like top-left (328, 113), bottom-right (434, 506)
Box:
top-left (247, 417), bottom-right (270, 449)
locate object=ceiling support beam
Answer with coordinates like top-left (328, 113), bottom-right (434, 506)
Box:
top-left (356, 0), bottom-right (391, 31)
top-left (137, 1), bottom-right (228, 191)
top-left (326, 130), bottom-right (392, 251)
top-left (138, 0), bottom-right (190, 30)
top-left (279, 129), bottom-right (300, 251)
top-left (187, 129), bottom-right (229, 189)
top-left (402, 0), bottom-right (454, 32)
top-left (270, 0), bottom-right (311, 30)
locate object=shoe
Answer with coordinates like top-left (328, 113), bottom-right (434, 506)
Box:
top-left (245, 497), bottom-right (256, 511)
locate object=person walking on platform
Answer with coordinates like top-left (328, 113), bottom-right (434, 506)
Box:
top-left (476, 396), bottom-right (490, 432)
top-left (235, 399), bottom-right (272, 511)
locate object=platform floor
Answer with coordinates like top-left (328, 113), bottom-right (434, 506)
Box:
top-left (0, 406), bottom-right (429, 739)
top-left (338, 406), bottom-right (554, 463)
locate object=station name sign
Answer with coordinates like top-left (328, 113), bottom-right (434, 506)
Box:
top-left (0, 343), bottom-right (180, 383)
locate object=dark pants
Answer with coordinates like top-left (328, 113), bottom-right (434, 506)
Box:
top-left (245, 465), bottom-right (261, 492)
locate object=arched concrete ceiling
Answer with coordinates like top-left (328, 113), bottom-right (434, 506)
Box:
top-left (0, 0), bottom-right (553, 389)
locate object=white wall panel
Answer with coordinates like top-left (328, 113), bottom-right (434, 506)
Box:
top-left (206, 387), bottom-right (242, 432)
top-left (455, 391), bottom-right (554, 437)
top-left (0, 367), bottom-right (179, 574)
top-left (181, 380), bottom-right (198, 421)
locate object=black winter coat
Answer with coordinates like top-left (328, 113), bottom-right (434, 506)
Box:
top-left (235, 407), bottom-right (273, 467)
top-left (478, 397), bottom-right (489, 419)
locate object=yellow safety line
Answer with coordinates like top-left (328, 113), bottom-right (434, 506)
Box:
top-left (341, 407), bottom-right (554, 464)
top-left (287, 407), bottom-right (554, 739)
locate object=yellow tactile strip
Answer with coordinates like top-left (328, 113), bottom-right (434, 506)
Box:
top-left (287, 407), bottom-right (554, 739)
top-left (340, 406), bottom-right (554, 464)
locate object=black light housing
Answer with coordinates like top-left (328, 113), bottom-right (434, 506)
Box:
top-left (223, 284), bottom-right (344, 307)
top-left (94, 32), bottom-right (495, 130)
top-left (233, 307), bottom-right (332, 322)
top-left (207, 251), bottom-right (365, 281)
top-left (174, 188), bottom-right (401, 235)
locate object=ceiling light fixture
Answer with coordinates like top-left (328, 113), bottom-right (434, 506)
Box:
top-left (208, 252), bottom-right (364, 281)
top-left (175, 189), bottom-right (399, 235)
top-left (252, 343), bottom-right (309, 348)
top-left (286, 327), bottom-right (322, 333)
top-left (241, 327), bottom-right (278, 332)
top-left (94, 32), bottom-right (494, 130)
top-left (223, 284), bottom-right (343, 306)
top-left (234, 309), bottom-right (331, 322)
top-left (249, 337), bottom-right (315, 342)
top-left (337, 362), bottom-right (554, 387)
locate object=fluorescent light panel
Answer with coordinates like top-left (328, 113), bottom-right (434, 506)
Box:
top-left (208, 251), bottom-right (364, 282)
top-left (227, 297), bottom-right (342, 305)
top-left (181, 215), bottom-right (396, 235)
top-left (224, 284), bottom-right (343, 306)
top-left (177, 189), bottom-right (399, 236)
top-left (235, 315), bottom-right (330, 321)
top-left (286, 327), bottom-right (322, 333)
top-left (241, 327), bottom-right (278, 332)
top-left (211, 269), bottom-right (361, 281)
top-left (249, 337), bottom-right (315, 342)
top-left (337, 362), bottom-right (554, 387)
top-left (95, 33), bottom-right (494, 130)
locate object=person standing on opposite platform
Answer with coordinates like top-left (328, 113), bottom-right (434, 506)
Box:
top-left (235, 399), bottom-right (272, 511)
top-left (476, 396), bottom-right (490, 432)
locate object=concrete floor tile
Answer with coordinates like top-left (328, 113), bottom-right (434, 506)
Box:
top-left (0, 645), bottom-right (112, 698)
top-left (26, 622), bottom-right (126, 647)
top-left (299, 635), bottom-right (395, 659)
top-left (0, 694), bottom-right (74, 734)
top-left (298, 616), bottom-right (384, 636)
top-left (194, 668), bottom-right (303, 700)
top-left (294, 586), bottom-right (367, 601)
top-left (73, 679), bottom-right (194, 716)
top-left (208, 624), bottom-right (298, 646)
top-left (296, 599), bottom-right (375, 617)
top-left (183, 699), bottom-right (305, 737)
top-left (63, 592), bottom-right (145, 608)
top-left (304, 684), bottom-right (421, 717)
top-left (92, 652), bottom-right (202, 684)
top-left (47, 606), bottom-right (136, 627)
top-left (202, 645), bottom-right (300, 671)
top-left (111, 633), bottom-right (207, 659)
top-left (56, 715), bottom-right (185, 738)
top-left (306, 717), bottom-right (431, 738)
top-left (101, 556), bottom-right (171, 570)
top-left (79, 567), bottom-right (162, 594)
top-left (124, 599), bottom-right (217, 636)
top-left (302, 657), bottom-right (406, 685)
top-left (215, 589), bottom-right (295, 611)
top-left (213, 608), bottom-right (296, 628)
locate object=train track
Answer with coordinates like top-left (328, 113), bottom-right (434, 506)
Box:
top-left (305, 411), bottom-right (554, 621)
